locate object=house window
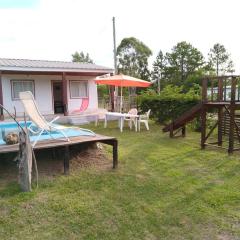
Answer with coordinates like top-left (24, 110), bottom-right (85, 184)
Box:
top-left (70, 81), bottom-right (88, 98)
top-left (11, 80), bottom-right (34, 100)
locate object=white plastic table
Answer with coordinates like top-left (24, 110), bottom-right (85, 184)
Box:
top-left (104, 112), bottom-right (139, 132)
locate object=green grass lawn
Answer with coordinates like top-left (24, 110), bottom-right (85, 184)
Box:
top-left (0, 122), bottom-right (240, 240)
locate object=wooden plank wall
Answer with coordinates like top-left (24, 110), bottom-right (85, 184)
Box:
top-left (221, 112), bottom-right (240, 138)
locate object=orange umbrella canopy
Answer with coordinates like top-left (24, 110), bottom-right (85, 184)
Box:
top-left (95, 74), bottom-right (151, 87)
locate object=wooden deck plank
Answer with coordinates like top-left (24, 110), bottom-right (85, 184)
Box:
top-left (0, 134), bottom-right (115, 153)
top-left (0, 134), bottom-right (118, 171)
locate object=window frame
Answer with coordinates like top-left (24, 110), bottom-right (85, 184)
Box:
top-left (69, 80), bottom-right (89, 99)
top-left (11, 80), bottom-right (35, 101)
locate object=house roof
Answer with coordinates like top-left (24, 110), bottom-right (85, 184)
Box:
top-left (0, 58), bottom-right (114, 74)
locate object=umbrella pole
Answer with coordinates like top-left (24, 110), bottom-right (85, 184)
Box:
top-left (120, 86), bottom-right (123, 113)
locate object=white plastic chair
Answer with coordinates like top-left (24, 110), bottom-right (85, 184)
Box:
top-left (138, 109), bottom-right (151, 131)
top-left (124, 108), bottom-right (138, 130)
top-left (95, 108), bottom-right (108, 126)
top-left (19, 91), bottom-right (94, 147)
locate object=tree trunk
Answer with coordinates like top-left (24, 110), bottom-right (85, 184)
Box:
top-left (18, 130), bottom-right (32, 192)
top-left (181, 57), bottom-right (184, 81)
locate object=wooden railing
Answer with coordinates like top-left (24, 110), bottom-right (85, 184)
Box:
top-left (202, 76), bottom-right (240, 103)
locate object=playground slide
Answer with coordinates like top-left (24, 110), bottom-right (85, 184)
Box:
top-left (162, 102), bottom-right (203, 132)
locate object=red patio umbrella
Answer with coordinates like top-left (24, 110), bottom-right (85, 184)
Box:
top-left (95, 74), bottom-right (151, 112)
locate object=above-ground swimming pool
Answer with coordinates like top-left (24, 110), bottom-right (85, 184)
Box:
top-left (0, 121), bottom-right (95, 145)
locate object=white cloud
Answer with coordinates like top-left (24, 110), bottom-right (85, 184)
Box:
top-left (0, 0), bottom-right (240, 72)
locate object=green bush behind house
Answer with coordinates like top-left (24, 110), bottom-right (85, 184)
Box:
top-left (138, 85), bottom-right (201, 124)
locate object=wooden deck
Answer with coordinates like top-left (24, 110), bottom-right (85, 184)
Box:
top-left (0, 134), bottom-right (118, 174)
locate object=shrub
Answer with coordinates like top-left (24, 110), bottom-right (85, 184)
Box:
top-left (138, 85), bottom-right (200, 124)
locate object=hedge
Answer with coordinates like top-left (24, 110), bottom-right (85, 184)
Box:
top-left (138, 94), bottom-right (200, 124)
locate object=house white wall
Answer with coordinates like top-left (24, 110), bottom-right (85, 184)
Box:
top-left (2, 74), bottom-right (98, 117)
top-left (67, 76), bottom-right (98, 113)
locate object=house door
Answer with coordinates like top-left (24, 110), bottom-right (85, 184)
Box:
top-left (52, 81), bottom-right (64, 114)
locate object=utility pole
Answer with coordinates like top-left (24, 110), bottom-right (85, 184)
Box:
top-left (113, 17), bottom-right (117, 75)
top-left (112, 17), bottom-right (118, 111)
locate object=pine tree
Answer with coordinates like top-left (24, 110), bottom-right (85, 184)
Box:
top-left (72, 51), bottom-right (93, 63)
top-left (208, 43), bottom-right (234, 76)
top-left (152, 50), bottom-right (166, 93)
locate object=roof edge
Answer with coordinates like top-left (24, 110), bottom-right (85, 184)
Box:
top-left (0, 66), bottom-right (114, 74)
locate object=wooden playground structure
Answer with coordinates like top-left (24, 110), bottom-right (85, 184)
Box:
top-left (163, 75), bottom-right (240, 153)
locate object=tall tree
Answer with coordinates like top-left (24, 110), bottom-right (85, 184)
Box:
top-left (165, 41), bottom-right (204, 85)
top-left (152, 50), bottom-right (166, 93)
top-left (208, 43), bottom-right (234, 76)
top-left (117, 37), bottom-right (152, 81)
top-left (72, 51), bottom-right (93, 63)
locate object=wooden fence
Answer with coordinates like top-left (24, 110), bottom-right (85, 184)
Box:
top-left (98, 95), bottom-right (137, 112)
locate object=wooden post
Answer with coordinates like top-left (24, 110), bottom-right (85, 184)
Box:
top-left (201, 105), bottom-right (207, 149)
top-left (211, 80), bottom-right (214, 101)
top-left (99, 139), bottom-right (118, 169)
top-left (182, 126), bottom-right (186, 137)
top-left (218, 77), bottom-right (224, 101)
top-left (228, 77), bottom-right (236, 154)
top-left (112, 139), bottom-right (118, 169)
top-left (0, 71), bottom-right (4, 120)
top-left (218, 77), bottom-right (223, 146)
top-left (224, 78), bottom-right (227, 101)
top-left (237, 77), bottom-right (240, 101)
top-left (62, 72), bottom-right (68, 116)
top-left (201, 78), bottom-right (208, 149)
top-left (169, 123), bottom-right (174, 138)
top-left (63, 146), bottom-right (70, 175)
top-left (18, 130), bottom-right (32, 192)
top-left (238, 77), bottom-right (240, 101)
top-left (202, 78), bottom-right (208, 102)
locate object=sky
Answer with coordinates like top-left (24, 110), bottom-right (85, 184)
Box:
top-left (0, 0), bottom-right (240, 73)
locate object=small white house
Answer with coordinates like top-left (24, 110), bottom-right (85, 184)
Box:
top-left (0, 58), bottom-right (113, 120)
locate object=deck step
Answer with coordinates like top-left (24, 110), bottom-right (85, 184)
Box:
top-left (162, 103), bottom-right (203, 132)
